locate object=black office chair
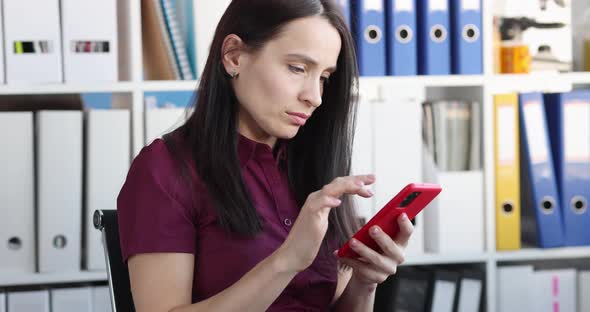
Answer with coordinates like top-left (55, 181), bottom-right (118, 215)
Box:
top-left (93, 209), bottom-right (136, 312)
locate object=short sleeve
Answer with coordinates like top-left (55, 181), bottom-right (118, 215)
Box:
top-left (117, 139), bottom-right (197, 263)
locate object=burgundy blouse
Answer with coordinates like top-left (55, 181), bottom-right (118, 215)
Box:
top-left (117, 134), bottom-right (339, 311)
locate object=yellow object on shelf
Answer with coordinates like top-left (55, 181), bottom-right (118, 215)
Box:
top-left (494, 93), bottom-right (521, 251)
top-left (500, 45), bottom-right (530, 74)
top-left (493, 17), bottom-right (502, 74)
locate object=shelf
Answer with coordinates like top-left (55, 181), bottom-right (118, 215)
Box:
top-left (0, 271), bottom-right (107, 287)
top-left (404, 252), bottom-right (489, 266)
top-left (565, 72), bottom-right (590, 85)
top-left (360, 75), bottom-right (485, 87)
top-left (0, 82), bottom-right (135, 95)
top-left (140, 75), bottom-right (486, 92)
top-left (140, 72), bottom-right (590, 92)
top-left (141, 80), bottom-right (200, 92)
top-left (487, 72), bottom-right (573, 93)
top-left (0, 72), bottom-right (585, 96)
top-left (494, 246), bottom-right (590, 262)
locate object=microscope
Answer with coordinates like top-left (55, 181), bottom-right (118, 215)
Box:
top-left (498, 0), bottom-right (571, 72)
top-left (538, 0), bottom-right (567, 10)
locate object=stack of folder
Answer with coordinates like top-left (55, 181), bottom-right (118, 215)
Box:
top-left (494, 90), bottom-right (590, 250)
top-left (144, 91), bottom-right (193, 144)
top-left (494, 93), bottom-right (522, 250)
top-left (421, 100), bottom-right (485, 254)
top-left (84, 106), bottom-right (131, 271)
top-left (142, 0), bottom-right (195, 80)
top-left (2, 285), bottom-right (111, 312)
top-left (374, 266), bottom-right (484, 312)
top-left (498, 265), bottom-right (589, 312)
top-left (142, 0), bottom-right (235, 80)
top-left (336, 0), bottom-right (482, 76)
top-left (351, 87), bottom-right (426, 256)
top-left (2, 0), bottom-right (118, 84)
top-left (545, 91), bottom-right (590, 247)
top-left (0, 95), bottom-right (130, 275)
top-left (60, 0), bottom-right (118, 82)
top-left (0, 112), bottom-right (36, 274)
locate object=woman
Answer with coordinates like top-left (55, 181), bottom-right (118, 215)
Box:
top-left (117, 0), bottom-right (414, 311)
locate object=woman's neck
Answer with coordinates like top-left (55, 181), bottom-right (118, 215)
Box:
top-left (237, 110), bottom-right (277, 149)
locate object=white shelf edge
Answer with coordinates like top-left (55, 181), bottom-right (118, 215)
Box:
top-left (494, 246), bottom-right (590, 262)
top-left (360, 75), bottom-right (485, 87)
top-left (487, 72), bottom-right (573, 93)
top-left (0, 271), bottom-right (107, 287)
top-left (0, 82), bottom-right (135, 95)
top-left (565, 72), bottom-right (590, 84)
top-left (403, 252), bottom-right (489, 266)
top-left (0, 72), bottom-right (585, 96)
top-left (141, 80), bottom-right (200, 92)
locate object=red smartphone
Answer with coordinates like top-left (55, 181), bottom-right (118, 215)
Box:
top-left (337, 183), bottom-right (442, 258)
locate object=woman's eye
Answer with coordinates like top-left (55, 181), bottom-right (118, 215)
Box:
top-left (288, 65), bottom-right (305, 73)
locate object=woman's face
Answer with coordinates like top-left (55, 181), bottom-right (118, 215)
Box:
top-left (228, 16), bottom-right (342, 147)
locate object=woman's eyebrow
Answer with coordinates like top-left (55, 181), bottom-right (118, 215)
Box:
top-left (286, 53), bottom-right (337, 73)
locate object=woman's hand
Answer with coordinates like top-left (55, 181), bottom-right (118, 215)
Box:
top-left (336, 213), bottom-right (414, 292)
top-left (277, 175), bottom-right (376, 273)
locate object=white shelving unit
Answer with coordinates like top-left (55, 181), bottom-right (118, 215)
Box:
top-left (494, 246), bottom-right (590, 262)
top-left (1, 1), bottom-right (590, 311)
top-left (0, 271), bottom-right (107, 288)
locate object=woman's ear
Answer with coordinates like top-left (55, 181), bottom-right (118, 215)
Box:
top-left (221, 34), bottom-right (245, 78)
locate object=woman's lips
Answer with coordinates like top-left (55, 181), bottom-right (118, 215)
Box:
top-left (287, 112), bottom-right (310, 126)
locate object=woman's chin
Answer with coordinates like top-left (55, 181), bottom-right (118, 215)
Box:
top-left (274, 125), bottom-right (301, 140)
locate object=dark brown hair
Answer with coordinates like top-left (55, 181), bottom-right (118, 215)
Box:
top-left (165, 0), bottom-right (360, 246)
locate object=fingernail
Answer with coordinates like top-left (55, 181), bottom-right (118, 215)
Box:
top-left (371, 226), bottom-right (379, 235)
top-left (367, 189), bottom-right (374, 196)
top-left (350, 238), bottom-right (358, 246)
top-left (401, 213), bottom-right (408, 220)
top-left (333, 198), bottom-right (342, 205)
top-left (333, 250), bottom-right (339, 256)
top-left (355, 180), bottom-right (365, 187)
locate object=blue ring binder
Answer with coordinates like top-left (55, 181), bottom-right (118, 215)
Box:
top-left (364, 25), bottom-right (383, 44)
top-left (570, 196), bottom-right (587, 214)
top-left (540, 196), bottom-right (557, 215)
top-left (396, 25), bottom-right (413, 44)
top-left (462, 24), bottom-right (480, 42)
top-left (430, 24), bottom-right (448, 43)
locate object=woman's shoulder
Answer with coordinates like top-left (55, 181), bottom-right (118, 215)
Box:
top-left (117, 137), bottom-right (202, 261)
top-left (125, 136), bottom-right (206, 204)
top-left (132, 135), bottom-right (195, 178)
top-left (129, 138), bottom-right (178, 181)
top-left (134, 138), bottom-right (170, 163)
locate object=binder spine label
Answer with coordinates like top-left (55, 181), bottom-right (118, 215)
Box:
top-left (395, 0), bottom-right (414, 12)
top-left (70, 41), bottom-right (110, 53)
top-left (564, 101), bottom-right (590, 162)
top-left (363, 0), bottom-right (383, 11)
top-left (462, 0), bottom-right (480, 11)
top-left (13, 40), bottom-right (53, 54)
top-left (497, 105), bottom-right (516, 165)
top-left (523, 101), bottom-right (549, 164)
top-left (429, 0), bottom-right (448, 12)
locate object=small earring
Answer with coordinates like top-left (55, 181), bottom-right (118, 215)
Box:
top-left (230, 70), bottom-right (239, 79)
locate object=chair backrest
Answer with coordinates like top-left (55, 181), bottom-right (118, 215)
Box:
top-left (93, 209), bottom-right (136, 312)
